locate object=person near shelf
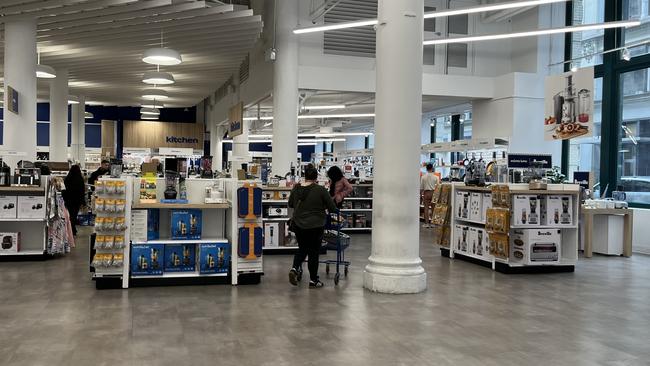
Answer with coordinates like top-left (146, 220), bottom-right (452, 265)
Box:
top-left (421, 163), bottom-right (440, 228)
top-left (62, 164), bottom-right (86, 236)
top-left (327, 166), bottom-right (353, 208)
top-left (88, 160), bottom-right (110, 187)
top-left (288, 166), bottom-right (338, 288)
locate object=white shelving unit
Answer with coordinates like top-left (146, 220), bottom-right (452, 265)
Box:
top-left (0, 181), bottom-right (49, 258)
top-left (445, 183), bottom-right (580, 273)
top-left (341, 182), bottom-right (373, 232)
top-left (261, 186), bottom-right (297, 254)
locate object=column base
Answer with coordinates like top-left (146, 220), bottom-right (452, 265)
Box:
top-left (363, 256), bottom-right (427, 294)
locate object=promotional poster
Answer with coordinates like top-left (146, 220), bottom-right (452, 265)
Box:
top-left (544, 67), bottom-right (595, 141)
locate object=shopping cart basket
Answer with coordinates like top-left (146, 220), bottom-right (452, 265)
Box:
top-left (320, 212), bottom-right (351, 285)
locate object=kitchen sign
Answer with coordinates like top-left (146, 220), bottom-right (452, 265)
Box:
top-left (123, 121), bottom-right (204, 150)
top-left (544, 67), bottom-right (594, 141)
top-left (229, 102), bottom-right (244, 138)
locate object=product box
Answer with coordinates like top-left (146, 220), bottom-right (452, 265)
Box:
top-left (512, 195), bottom-right (540, 227)
top-left (131, 244), bottom-right (164, 276)
top-left (0, 196), bottom-right (17, 219)
top-left (264, 222), bottom-right (280, 248)
top-left (164, 244), bottom-right (196, 272)
top-left (198, 242), bottom-right (230, 274)
top-left (541, 195), bottom-right (573, 226)
top-left (454, 225), bottom-right (469, 252)
top-left (455, 191), bottom-right (470, 219)
top-left (170, 209), bottom-right (202, 240)
top-left (467, 227), bottom-right (479, 255)
top-left (453, 224), bottom-right (464, 251)
top-left (17, 196), bottom-right (46, 219)
top-left (481, 193), bottom-right (492, 223)
top-left (469, 192), bottom-right (483, 222)
top-left (267, 207), bottom-right (288, 217)
top-left (467, 227), bottom-right (488, 257)
top-left (0, 232), bottom-right (20, 253)
top-left (131, 209), bottom-right (160, 242)
top-left (510, 228), bottom-right (561, 265)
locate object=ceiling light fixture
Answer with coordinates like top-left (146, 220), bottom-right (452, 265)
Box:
top-left (85, 112), bottom-right (94, 119)
top-left (141, 114), bottom-right (159, 120)
top-left (142, 71), bottom-right (175, 85)
top-left (68, 96), bottom-right (79, 105)
top-left (143, 30), bottom-right (182, 66)
top-left (142, 101), bottom-right (164, 109)
top-left (423, 20), bottom-right (641, 45)
top-left (621, 48), bottom-right (632, 61)
top-left (293, 0), bottom-right (569, 34)
top-left (302, 105), bottom-right (346, 110)
top-left (243, 116), bottom-right (274, 121)
top-left (298, 113), bottom-right (375, 119)
top-left (250, 132), bottom-right (373, 139)
top-left (140, 107), bottom-right (160, 115)
top-left (36, 52), bottom-right (56, 79)
top-left (142, 88), bottom-right (169, 100)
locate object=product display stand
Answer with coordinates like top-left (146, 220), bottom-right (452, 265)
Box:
top-left (341, 182), bottom-right (373, 232)
top-left (261, 186), bottom-right (297, 254)
top-left (0, 180), bottom-right (50, 260)
top-left (442, 182), bottom-right (580, 273)
top-left (232, 180), bottom-right (264, 284)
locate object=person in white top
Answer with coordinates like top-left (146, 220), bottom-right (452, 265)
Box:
top-left (420, 163), bottom-right (440, 228)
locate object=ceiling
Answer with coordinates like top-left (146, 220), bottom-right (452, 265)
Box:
top-left (243, 89), bottom-right (473, 134)
top-left (0, 0), bottom-right (263, 108)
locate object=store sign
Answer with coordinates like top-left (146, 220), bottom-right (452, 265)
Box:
top-left (7, 86), bottom-right (19, 114)
top-left (229, 102), bottom-right (244, 138)
top-left (544, 67), bottom-right (595, 141)
top-left (123, 121), bottom-right (203, 150)
top-left (165, 136), bottom-right (200, 144)
top-left (507, 153), bottom-right (552, 169)
top-left (572, 171), bottom-right (591, 190)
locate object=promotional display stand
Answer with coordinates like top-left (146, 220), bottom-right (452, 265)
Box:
top-left (442, 182), bottom-right (580, 273)
top-left (341, 182), bottom-right (373, 232)
top-left (261, 186), bottom-right (296, 254)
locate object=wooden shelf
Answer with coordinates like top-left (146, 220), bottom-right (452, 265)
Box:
top-left (0, 186), bottom-right (45, 193)
top-left (132, 202), bottom-right (230, 209)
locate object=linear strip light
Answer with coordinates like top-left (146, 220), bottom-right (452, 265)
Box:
top-left (242, 113), bottom-right (375, 121)
top-left (302, 105), bottom-right (346, 110)
top-left (250, 132), bottom-right (373, 139)
top-left (243, 116), bottom-right (274, 121)
top-left (223, 138), bottom-right (347, 144)
top-left (423, 20), bottom-right (641, 45)
top-left (293, 0), bottom-right (568, 34)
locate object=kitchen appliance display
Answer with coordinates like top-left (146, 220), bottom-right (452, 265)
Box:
top-left (544, 67), bottom-right (594, 140)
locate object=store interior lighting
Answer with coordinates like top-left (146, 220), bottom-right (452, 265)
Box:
top-left (293, 0), bottom-right (569, 34)
top-left (302, 105), bottom-right (346, 110)
top-left (68, 96), bottom-right (79, 105)
top-left (142, 71), bottom-right (175, 85)
top-left (141, 114), bottom-right (159, 120)
top-left (140, 107), bottom-right (161, 115)
top-left (143, 48), bottom-right (182, 66)
top-left (242, 113), bottom-right (374, 121)
top-left (243, 116), bottom-right (274, 121)
top-left (551, 39), bottom-right (650, 67)
top-left (36, 52), bottom-right (56, 79)
top-left (223, 138), bottom-right (346, 144)
top-left (142, 88), bottom-right (169, 100)
top-left (84, 112), bottom-right (94, 119)
top-left (142, 101), bottom-right (165, 109)
top-left (423, 20), bottom-right (641, 45)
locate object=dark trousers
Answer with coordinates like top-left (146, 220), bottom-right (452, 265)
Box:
top-left (66, 204), bottom-right (80, 236)
top-left (292, 226), bottom-right (324, 282)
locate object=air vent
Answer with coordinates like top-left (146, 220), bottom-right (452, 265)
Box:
top-left (323, 0), bottom-right (378, 58)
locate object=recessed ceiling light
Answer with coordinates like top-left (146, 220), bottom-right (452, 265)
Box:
top-left (142, 71), bottom-right (175, 85)
top-left (140, 107), bottom-right (160, 115)
top-left (142, 88), bottom-right (169, 100)
top-left (143, 48), bottom-right (182, 66)
top-left (36, 64), bottom-right (56, 79)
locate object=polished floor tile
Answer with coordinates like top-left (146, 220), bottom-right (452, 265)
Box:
top-left (0, 226), bottom-right (649, 365)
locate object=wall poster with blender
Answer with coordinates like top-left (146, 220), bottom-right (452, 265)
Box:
top-left (544, 67), bottom-right (594, 141)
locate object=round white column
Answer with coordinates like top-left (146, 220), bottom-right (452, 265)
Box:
top-left (71, 96), bottom-right (86, 165)
top-left (231, 72), bottom-right (249, 172)
top-left (3, 19), bottom-right (37, 168)
top-left (272, 0), bottom-right (299, 177)
top-left (364, 0), bottom-right (426, 294)
top-left (211, 125), bottom-right (224, 172)
top-left (49, 68), bottom-right (68, 162)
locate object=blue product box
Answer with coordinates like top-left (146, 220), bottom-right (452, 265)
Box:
top-left (199, 242), bottom-right (230, 274)
top-left (170, 210), bottom-right (190, 240)
top-left (164, 244), bottom-right (196, 272)
top-left (147, 209), bottom-right (160, 241)
top-left (187, 209), bottom-right (202, 240)
top-left (131, 244), bottom-right (164, 276)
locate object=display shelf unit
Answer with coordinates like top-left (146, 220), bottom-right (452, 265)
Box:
top-left (445, 182), bottom-right (580, 273)
top-left (0, 179), bottom-right (50, 260)
top-left (261, 186), bottom-right (297, 254)
top-left (341, 182), bottom-right (373, 232)
top-left (105, 177), bottom-right (250, 287)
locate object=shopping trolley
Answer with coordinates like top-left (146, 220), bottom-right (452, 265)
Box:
top-left (320, 212), bottom-right (351, 285)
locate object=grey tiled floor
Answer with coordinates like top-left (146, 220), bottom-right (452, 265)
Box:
top-left (1, 227), bottom-right (650, 366)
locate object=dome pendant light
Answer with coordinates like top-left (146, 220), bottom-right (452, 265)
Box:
top-left (142, 71), bottom-right (174, 85)
top-left (140, 107), bottom-right (160, 115)
top-left (142, 100), bottom-right (164, 109)
top-left (142, 114), bottom-right (159, 120)
top-left (142, 30), bottom-right (182, 66)
top-left (142, 88), bottom-right (169, 100)
top-left (36, 52), bottom-right (56, 79)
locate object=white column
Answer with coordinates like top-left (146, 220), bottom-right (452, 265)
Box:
top-left (364, 0), bottom-right (427, 294)
top-left (211, 125), bottom-right (224, 171)
top-left (71, 96), bottom-right (86, 166)
top-left (271, 0), bottom-right (299, 177)
top-left (231, 72), bottom-right (249, 171)
top-left (49, 68), bottom-right (68, 162)
top-left (3, 19), bottom-right (37, 169)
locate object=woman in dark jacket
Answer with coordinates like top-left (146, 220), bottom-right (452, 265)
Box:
top-left (288, 167), bottom-right (337, 288)
top-left (62, 165), bottom-right (86, 236)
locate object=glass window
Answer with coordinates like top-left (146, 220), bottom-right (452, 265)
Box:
top-left (424, 6), bottom-right (436, 32)
top-left (618, 67), bottom-right (650, 204)
top-left (569, 78), bottom-right (603, 181)
top-left (423, 45), bottom-right (435, 65)
top-left (571, 0), bottom-right (605, 67)
top-left (624, 0), bottom-right (650, 57)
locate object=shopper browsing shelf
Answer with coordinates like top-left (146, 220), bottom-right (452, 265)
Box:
top-left (421, 163), bottom-right (440, 228)
top-left (62, 165), bottom-right (86, 236)
top-left (288, 167), bottom-right (338, 288)
top-left (88, 160), bottom-right (111, 187)
top-left (327, 166), bottom-right (353, 208)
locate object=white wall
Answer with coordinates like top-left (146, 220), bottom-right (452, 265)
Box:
top-left (632, 209), bottom-right (650, 254)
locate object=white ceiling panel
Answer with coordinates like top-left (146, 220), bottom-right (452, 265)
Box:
top-left (0, 1), bottom-right (263, 108)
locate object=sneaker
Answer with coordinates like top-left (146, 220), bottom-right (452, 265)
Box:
top-left (309, 280), bottom-right (324, 288)
top-left (289, 268), bottom-right (299, 286)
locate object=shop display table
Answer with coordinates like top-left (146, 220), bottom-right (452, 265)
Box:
top-left (581, 207), bottom-right (633, 258)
